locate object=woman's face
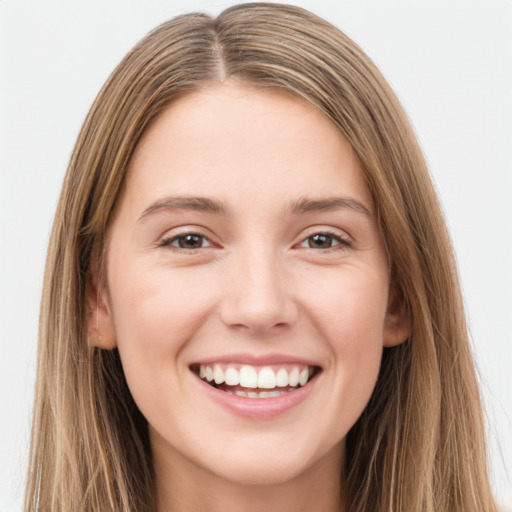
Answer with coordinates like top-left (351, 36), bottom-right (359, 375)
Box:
top-left (92, 82), bottom-right (408, 486)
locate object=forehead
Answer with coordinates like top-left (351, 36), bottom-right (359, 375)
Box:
top-left (124, 81), bottom-right (373, 214)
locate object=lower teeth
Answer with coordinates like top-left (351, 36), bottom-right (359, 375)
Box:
top-left (199, 377), bottom-right (300, 398)
top-left (226, 389), bottom-right (295, 398)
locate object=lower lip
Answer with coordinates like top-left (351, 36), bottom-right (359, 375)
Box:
top-left (194, 373), bottom-right (319, 420)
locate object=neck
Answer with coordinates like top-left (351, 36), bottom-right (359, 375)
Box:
top-left (153, 438), bottom-right (345, 512)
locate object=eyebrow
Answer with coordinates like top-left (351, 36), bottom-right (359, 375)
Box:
top-left (138, 196), bottom-right (228, 221)
top-left (138, 194), bottom-right (371, 222)
top-left (288, 196), bottom-right (372, 216)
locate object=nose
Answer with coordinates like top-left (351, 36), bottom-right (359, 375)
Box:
top-left (219, 247), bottom-right (299, 334)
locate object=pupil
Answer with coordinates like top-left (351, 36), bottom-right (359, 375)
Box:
top-left (309, 234), bottom-right (332, 248)
top-left (179, 234), bottom-right (202, 248)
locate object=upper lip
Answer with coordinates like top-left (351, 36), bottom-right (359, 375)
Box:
top-left (190, 352), bottom-right (321, 368)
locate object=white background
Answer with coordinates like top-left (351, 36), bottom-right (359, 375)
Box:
top-left (1, 1), bottom-right (511, 510)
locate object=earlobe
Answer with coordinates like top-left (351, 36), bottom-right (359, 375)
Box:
top-left (85, 273), bottom-right (117, 349)
top-left (383, 311), bottom-right (411, 347)
top-left (383, 287), bottom-right (411, 347)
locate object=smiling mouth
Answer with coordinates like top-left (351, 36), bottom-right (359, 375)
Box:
top-left (190, 363), bottom-right (321, 399)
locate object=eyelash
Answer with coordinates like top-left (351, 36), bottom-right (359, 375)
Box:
top-left (298, 230), bottom-right (351, 251)
top-left (158, 229), bottom-right (351, 253)
top-left (159, 232), bottom-right (213, 251)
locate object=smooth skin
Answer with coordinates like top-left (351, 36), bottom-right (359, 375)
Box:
top-left (88, 81), bottom-right (410, 512)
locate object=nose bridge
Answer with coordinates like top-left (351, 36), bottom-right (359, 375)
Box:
top-left (221, 241), bottom-right (297, 332)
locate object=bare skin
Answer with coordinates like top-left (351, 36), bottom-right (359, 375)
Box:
top-left (88, 81), bottom-right (409, 511)
top-left (154, 435), bottom-right (345, 512)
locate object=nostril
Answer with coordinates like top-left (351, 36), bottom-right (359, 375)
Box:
top-left (230, 320), bottom-right (289, 332)
top-left (218, 265), bottom-right (298, 332)
top-left (220, 296), bottom-right (298, 334)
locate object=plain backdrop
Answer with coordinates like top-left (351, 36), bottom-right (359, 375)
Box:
top-left (1, 1), bottom-right (511, 510)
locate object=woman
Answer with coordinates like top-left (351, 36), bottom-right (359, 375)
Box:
top-left (25, 3), bottom-right (499, 511)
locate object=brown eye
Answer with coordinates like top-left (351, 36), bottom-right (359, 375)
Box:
top-left (162, 233), bottom-right (211, 249)
top-left (308, 233), bottom-right (335, 249)
top-left (299, 232), bottom-right (350, 251)
top-left (178, 234), bottom-right (203, 248)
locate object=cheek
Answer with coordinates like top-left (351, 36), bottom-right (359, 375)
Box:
top-left (107, 262), bottom-right (218, 396)
top-left (106, 264), bottom-right (222, 435)
top-left (304, 268), bottom-right (387, 424)
top-left (110, 262), bottom-right (213, 346)
top-left (306, 264), bottom-right (389, 347)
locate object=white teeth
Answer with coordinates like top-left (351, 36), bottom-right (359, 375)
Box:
top-left (288, 367), bottom-right (299, 387)
top-left (299, 368), bottom-right (309, 386)
top-left (257, 367), bottom-right (276, 389)
top-left (213, 365), bottom-right (225, 384)
top-left (234, 390), bottom-right (247, 397)
top-left (276, 368), bottom-right (288, 387)
top-left (224, 367), bottom-right (240, 386)
top-left (240, 366), bottom-right (258, 388)
top-left (197, 363), bottom-right (316, 391)
top-left (247, 390), bottom-right (287, 399)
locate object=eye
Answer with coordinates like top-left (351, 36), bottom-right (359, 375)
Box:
top-left (160, 233), bottom-right (212, 250)
top-left (299, 232), bottom-right (350, 250)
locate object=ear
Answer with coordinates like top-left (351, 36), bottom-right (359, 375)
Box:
top-left (86, 270), bottom-right (117, 350)
top-left (383, 286), bottom-right (411, 347)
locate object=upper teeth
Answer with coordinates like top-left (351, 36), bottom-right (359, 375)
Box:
top-left (198, 364), bottom-right (311, 389)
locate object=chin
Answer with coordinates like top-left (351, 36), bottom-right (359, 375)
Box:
top-left (194, 431), bottom-right (343, 487)
top-left (204, 454), bottom-right (312, 486)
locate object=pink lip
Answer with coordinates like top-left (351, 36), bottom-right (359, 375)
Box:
top-left (192, 369), bottom-right (320, 420)
top-left (192, 352), bottom-right (320, 367)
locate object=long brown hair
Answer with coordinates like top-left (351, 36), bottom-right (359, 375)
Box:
top-left (25, 3), bottom-right (498, 511)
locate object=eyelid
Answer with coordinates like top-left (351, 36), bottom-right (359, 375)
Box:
top-left (156, 225), bottom-right (352, 252)
top-left (157, 226), bottom-right (219, 250)
top-left (296, 227), bottom-right (352, 250)
top-left (166, 234), bottom-right (212, 249)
